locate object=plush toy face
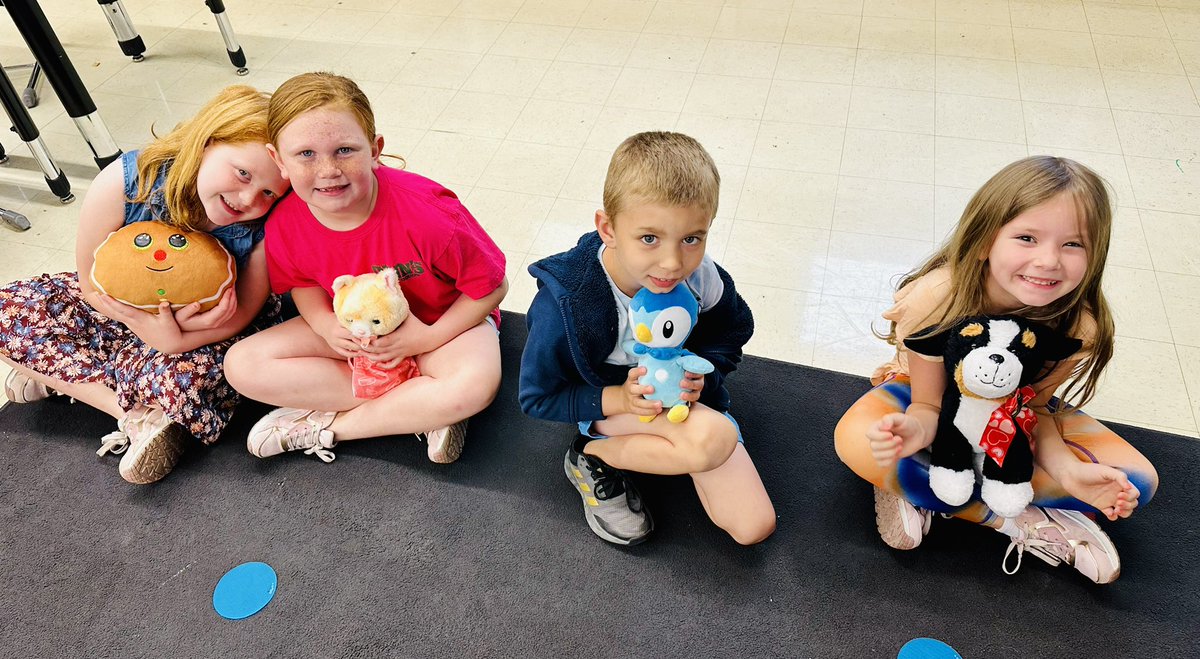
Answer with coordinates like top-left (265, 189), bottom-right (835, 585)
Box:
top-left (630, 285), bottom-right (698, 349)
top-left (332, 269), bottom-right (409, 344)
top-left (90, 222), bottom-right (235, 314)
top-left (907, 315), bottom-right (1082, 401)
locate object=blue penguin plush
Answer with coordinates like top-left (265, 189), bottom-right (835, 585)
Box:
top-left (628, 285), bottom-right (715, 423)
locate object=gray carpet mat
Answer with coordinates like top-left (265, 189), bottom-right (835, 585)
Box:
top-left (1, 312), bottom-right (1196, 658)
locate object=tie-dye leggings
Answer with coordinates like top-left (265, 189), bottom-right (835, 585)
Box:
top-left (834, 375), bottom-right (1158, 524)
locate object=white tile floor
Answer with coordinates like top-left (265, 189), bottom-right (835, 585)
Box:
top-left (1, 0), bottom-right (1198, 438)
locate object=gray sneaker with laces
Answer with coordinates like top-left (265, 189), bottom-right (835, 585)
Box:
top-left (564, 444), bottom-right (652, 545)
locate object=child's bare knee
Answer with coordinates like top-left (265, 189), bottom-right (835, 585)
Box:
top-left (728, 513), bottom-right (776, 546)
top-left (833, 414), bottom-right (863, 467)
top-left (686, 416), bottom-right (738, 472)
top-left (223, 342), bottom-right (254, 390)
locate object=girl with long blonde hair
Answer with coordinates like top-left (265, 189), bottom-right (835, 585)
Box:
top-left (0, 85), bottom-right (288, 484)
top-left (834, 156), bottom-right (1157, 585)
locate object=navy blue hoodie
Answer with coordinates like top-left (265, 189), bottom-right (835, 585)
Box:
top-left (518, 231), bottom-right (754, 424)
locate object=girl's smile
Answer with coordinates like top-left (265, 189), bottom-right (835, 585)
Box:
top-left (984, 191), bottom-right (1089, 312)
top-left (268, 106), bottom-right (384, 228)
top-left (196, 142), bottom-right (287, 227)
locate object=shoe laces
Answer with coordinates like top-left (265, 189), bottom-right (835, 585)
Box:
top-left (96, 430), bottom-right (131, 456)
top-left (303, 443), bottom-right (336, 463)
top-left (1002, 518), bottom-right (1074, 575)
top-left (278, 416), bottom-right (335, 462)
top-left (583, 456), bottom-right (627, 500)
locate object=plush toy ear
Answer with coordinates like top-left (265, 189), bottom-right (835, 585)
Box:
top-left (332, 275), bottom-right (356, 292)
top-left (904, 324), bottom-right (951, 357)
top-left (378, 267), bottom-right (401, 293)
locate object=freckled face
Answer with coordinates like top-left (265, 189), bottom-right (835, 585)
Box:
top-left (268, 107), bottom-right (383, 226)
top-left (596, 202), bottom-right (712, 298)
top-left (195, 142), bottom-right (288, 227)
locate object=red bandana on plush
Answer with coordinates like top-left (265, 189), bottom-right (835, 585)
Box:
top-left (979, 385), bottom-right (1038, 467)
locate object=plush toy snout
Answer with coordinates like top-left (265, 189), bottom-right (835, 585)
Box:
top-left (332, 269), bottom-right (410, 344)
top-left (960, 346), bottom-right (1022, 398)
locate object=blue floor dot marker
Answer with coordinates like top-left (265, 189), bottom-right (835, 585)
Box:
top-left (213, 562), bottom-right (277, 620)
top-left (898, 638), bottom-right (963, 659)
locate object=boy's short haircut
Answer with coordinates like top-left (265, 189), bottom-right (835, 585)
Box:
top-left (602, 132), bottom-right (720, 222)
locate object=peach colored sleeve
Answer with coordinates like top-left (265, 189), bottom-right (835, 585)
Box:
top-left (870, 268), bottom-right (954, 386)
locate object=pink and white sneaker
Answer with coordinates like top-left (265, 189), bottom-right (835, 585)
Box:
top-left (247, 407), bottom-right (337, 463)
top-left (116, 405), bottom-right (189, 485)
top-left (421, 419), bottom-right (468, 464)
top-left (1002, 506), bottom-right (1121, 584)
top-left (4, 370), bottom-right (52, 404)
top-left (873, 486), bottom-right (932, 550)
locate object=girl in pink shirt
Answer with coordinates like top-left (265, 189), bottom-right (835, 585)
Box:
top-left (225, 72), bottom-right (508, 465)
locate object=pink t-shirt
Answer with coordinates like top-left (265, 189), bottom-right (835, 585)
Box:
top-left (265, 166), bottom-right (505, 327)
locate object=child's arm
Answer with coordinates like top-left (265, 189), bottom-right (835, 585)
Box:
top-left (157, 241), bottom-right (272, 351)
top-left (75, 160), bottom-right (134, 306)
top-left (866, 354), bottom-right (943, 467)
top-left (291, 286), bottom-right (361, 359)
top-left (363, 277), bottom-right (509, 366)
top-left (1029, 358), bottom-right (1140, 520)
top-left (75, 161), bottom-right (195, 354)
top-left (682, 264), bottom-right (753, 409)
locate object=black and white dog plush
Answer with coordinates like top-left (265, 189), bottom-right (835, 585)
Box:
top-left (905, 315), bottom-right (1081, 518)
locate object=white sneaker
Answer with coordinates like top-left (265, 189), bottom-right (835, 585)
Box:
top-left (874, 486), bottom-right (932, 550)
top-left (247, 407), bottom-right (337, 462)
top-left (421, 419), bottom-right (467, 464)
top-left (116, 405), bottom-right (188, 485)
top-left (1002, 506), bottom-right (1121, 584)
top-left (4, 369), bottom-right (51, 404)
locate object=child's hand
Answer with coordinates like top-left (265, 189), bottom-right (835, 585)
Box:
top-left (363, 315), bottom-right (433, 367)
top-left (678, 370), bottom-right (706, 403)
top-left (621, 366), bottom-right (662, 418)
top-left (866, 412), bottom-right (927, 468)
top-left (94, 296), bottom-right (183, 353)
top-left (320, 321), bottom-right (363, 360)
top-left (174, 289), bottom-right (238, 332)
top-left (1059, 462), bottom-right (1140, 521)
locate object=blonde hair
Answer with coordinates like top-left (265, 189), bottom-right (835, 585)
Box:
top-left (602, 132), bottom-right (720, 221)
top-left (132, 85), bottom-right (272, 232)
top-left (885, 156), bottom-right (1115, 409)
top-left (268, 71), bottom-right (404, 168)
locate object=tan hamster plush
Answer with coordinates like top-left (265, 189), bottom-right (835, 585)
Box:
top-left (332, 269), bottom-right (420, 399)
top-left (90, 221), bottom-right (235, 314)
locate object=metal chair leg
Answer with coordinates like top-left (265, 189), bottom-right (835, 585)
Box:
top-left (3, 0), bottom-right (123, 170)
top-left (206, 0), bottom-right (249, 75)
top-left (0, 63), bottom-right (74, 204)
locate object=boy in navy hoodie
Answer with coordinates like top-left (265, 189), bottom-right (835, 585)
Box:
top-left (518, 132), bottom-right (775, 546)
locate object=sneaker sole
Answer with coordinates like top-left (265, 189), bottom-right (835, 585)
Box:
top-left (874, 487), bottom-right (926, 550)
top-left (428, 420), bottom-right (467, 464)
top-left (562, 453), bottom-right (651, 546)
top-left (119, 425), bottom-right (187, 485)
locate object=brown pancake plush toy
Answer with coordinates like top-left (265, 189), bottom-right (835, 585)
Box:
top-left (90, 221), bottom-right (236, 314)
